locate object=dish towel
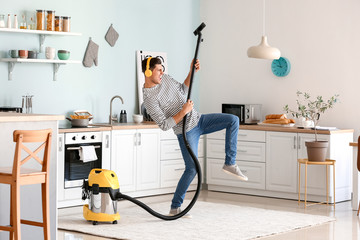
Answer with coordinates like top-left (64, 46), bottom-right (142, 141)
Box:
top-left (79, 146), bottom-right (98, 162)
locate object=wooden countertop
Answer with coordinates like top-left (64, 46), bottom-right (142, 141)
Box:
top-left (0, 112), bottom-right (64, 122)
top-left (239, 124), bottom-right (353, 135)
top-left (59, 126), bottom-right (112, 133)
top-left (90, 122), bottom-right (159, 130)
top-left (75, 122), bottom-right (352, 135)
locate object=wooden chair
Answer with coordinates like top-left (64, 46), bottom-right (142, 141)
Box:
top-left (298, 158), bottom-right (336, 209)
top-left (357, 136), bottom-right (360, 216)
top-left (0, 129), bottom-right (52, 240)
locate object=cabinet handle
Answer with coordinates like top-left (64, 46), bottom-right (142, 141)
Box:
top-left (298, 136), bottom-right (301, 149)
top-left (293, 136), bottom-right (296, 149)
top-left (138, 132), bottom-right (141, 146)
top-left (106, 134), bottom-right (110, 148)
top-left (175, 168), bottom-right (185, 171)
top-left (59, 136), bottom-right (63, 152)
top-left (134, 134), bottom-right (138, 146)
top-left (175, 148), bottom-right (181, 151)
top-left (239, 134), bottom-right (247, 136)
top-left (239, 149), bottom-right (247, 153)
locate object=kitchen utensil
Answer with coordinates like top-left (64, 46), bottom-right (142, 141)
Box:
top-left (66, 117), bottom-right (92, 127)
top-left (0, 106), bottom-right (22, 113)
top-left (58, 50), bottom-right (70, 60)
top-left (132, 114), bottom-right (143, 124)
top-left (8, 50), bottom-right (18, 58)
top-left (28, 51), bottom-right (37, 59)
top-left (45, 47), bottom-right (55, 59)
top-left (18, 50), bottom-right (28, 59)
top-left (119, 110), bottom-right (127, 123)
top-left (22, 95), bottom-right (33, 113)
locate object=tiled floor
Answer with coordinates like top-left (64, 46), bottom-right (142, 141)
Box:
top-left (58, 190), bottom-right (360, 240)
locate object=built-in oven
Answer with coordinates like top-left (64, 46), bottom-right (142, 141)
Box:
top-left (58, 130), bottom-right (111, 208)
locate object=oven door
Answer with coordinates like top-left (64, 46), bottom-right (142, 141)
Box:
top-left (64, 142), bottom-right (102, 188)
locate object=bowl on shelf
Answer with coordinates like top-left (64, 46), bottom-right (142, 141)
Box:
top-left (133, 114), bottom-right (143, 124)
top-left (57, 50), bottom-right (70, 60)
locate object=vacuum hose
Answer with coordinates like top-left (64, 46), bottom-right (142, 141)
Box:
top-left (116, 22), bottom-right (206, 220)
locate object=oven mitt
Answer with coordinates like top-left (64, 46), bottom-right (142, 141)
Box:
top-left (105, 24), bottom-right (119, 47)
top-left (83, 38), bottom-right (99, 68)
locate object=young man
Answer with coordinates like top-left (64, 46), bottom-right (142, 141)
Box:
top-left (142, 57), bottom-right (248, 217)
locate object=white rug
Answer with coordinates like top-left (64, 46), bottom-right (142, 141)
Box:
top-left (58, 201), bottom-right (335, 240)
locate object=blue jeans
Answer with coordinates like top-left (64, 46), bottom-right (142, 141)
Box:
top-left (171, 113), bottom-right (239, 209)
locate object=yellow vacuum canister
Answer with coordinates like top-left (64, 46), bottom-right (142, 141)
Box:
top-left (82, 169), bottom-right (120, 225)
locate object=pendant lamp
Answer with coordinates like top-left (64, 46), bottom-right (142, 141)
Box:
top-left (247, 0), bottom-right (281, 60)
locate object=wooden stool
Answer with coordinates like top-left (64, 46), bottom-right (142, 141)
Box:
top-left (0, 129), bottom-right (52, 240)
top-left (297, 158), bottom-right (336, 209)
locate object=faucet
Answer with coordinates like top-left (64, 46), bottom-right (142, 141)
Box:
top-left (109, 95), bottom-right (124, 124)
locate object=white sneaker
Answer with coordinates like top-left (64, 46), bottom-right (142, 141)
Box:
top-left (222, 164), bottom-right (248, 181)
top-left (168, 208), bottom-right (192, 219)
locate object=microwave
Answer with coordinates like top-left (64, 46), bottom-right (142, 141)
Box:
top-left (222, 104), bottom-right (262, 125)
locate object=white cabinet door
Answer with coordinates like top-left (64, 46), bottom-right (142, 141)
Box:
top-left (102, 131), bottom-right (111, 170)
top-left (57, 133), bottom-right (65, 201)
top-left (111, 130), bottom-right (136, 192)
top-left (136, 129), bottom-right (160, 191)
top-left (266, 131), bottom-right (298, 193)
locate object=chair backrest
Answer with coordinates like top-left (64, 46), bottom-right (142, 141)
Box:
top-left (12, 129), bottom-right (52, 176)
top-left (358, 136), bottom-right (360, 172)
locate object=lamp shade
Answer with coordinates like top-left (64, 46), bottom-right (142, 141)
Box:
top-left (247, 36), bottom-right (281, 60)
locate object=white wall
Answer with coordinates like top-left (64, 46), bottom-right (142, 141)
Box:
top-left (200, 0), bottom-right (360, 139)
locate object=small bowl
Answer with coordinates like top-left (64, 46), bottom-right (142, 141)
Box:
top-left (133, 114), bottom-right (143, 124)
top-left (57, 50), bottom-right (70, 60)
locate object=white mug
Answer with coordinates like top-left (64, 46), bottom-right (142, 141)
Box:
top-left (45, 47), bottom-right (55, 60)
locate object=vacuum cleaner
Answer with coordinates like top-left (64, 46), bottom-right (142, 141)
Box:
top-left (82, 22), bottom-right (206, 224)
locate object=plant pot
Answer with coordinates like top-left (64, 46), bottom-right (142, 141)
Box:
top-left (305, 141), bottom-right (329, 162)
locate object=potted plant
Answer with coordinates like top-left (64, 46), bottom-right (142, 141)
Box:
top-left (284, 91), bottom-right (339, 161)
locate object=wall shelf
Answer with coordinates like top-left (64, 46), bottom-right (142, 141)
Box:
top-left (0, 58), bottom-right (81, 81)
top-left (1, 28), bottom-right (82, 81)
top-left (0, 28), bottom-right (82, 52)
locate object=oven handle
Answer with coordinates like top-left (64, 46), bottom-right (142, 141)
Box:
top-left (66, 145), bottom-right (101, 150)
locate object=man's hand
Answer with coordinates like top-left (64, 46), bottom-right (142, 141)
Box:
top-left (184, 59), bottom-right (201, 87)
top-left (182, 99), bottom-right (194, 114)
top-left (191, 59), bottom-right (200, 72)
top-left (172, 99), bottom-right (194, 124)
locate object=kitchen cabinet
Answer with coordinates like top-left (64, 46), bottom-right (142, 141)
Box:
top-left (111, 129), bottom-right (160, 193)
top-left (206, 127), bottom-right (353, 203)
top-left (266, 131), bottom-right (298, 193)
top-left (297, 133), bottom-right (352, 201)
top-left (160, 129), bottom-right (204, 190)
top-left (0, 28), bottom-right (82, 81)
top-left (207, 129), bottom-right (266, 190)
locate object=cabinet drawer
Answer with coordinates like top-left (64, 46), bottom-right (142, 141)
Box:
top-left (207, 139), bottom-right (265, 162)
top-left (206, 158), bottom-right (265, 190)
top-left (238, 130), bottom-right (265, 142)
top-left (238, 141), bottom-right (265, 162)
top-left (161, 140), bottom-right (182, 160)
top-left (160, 158), bottom-right (203, 188)
top-left (160, 129), bottom-right (177, 140)
top-left (161, 138), bottom-right (205, 160)
top-left (207, 129), bottom-right (265, 142)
